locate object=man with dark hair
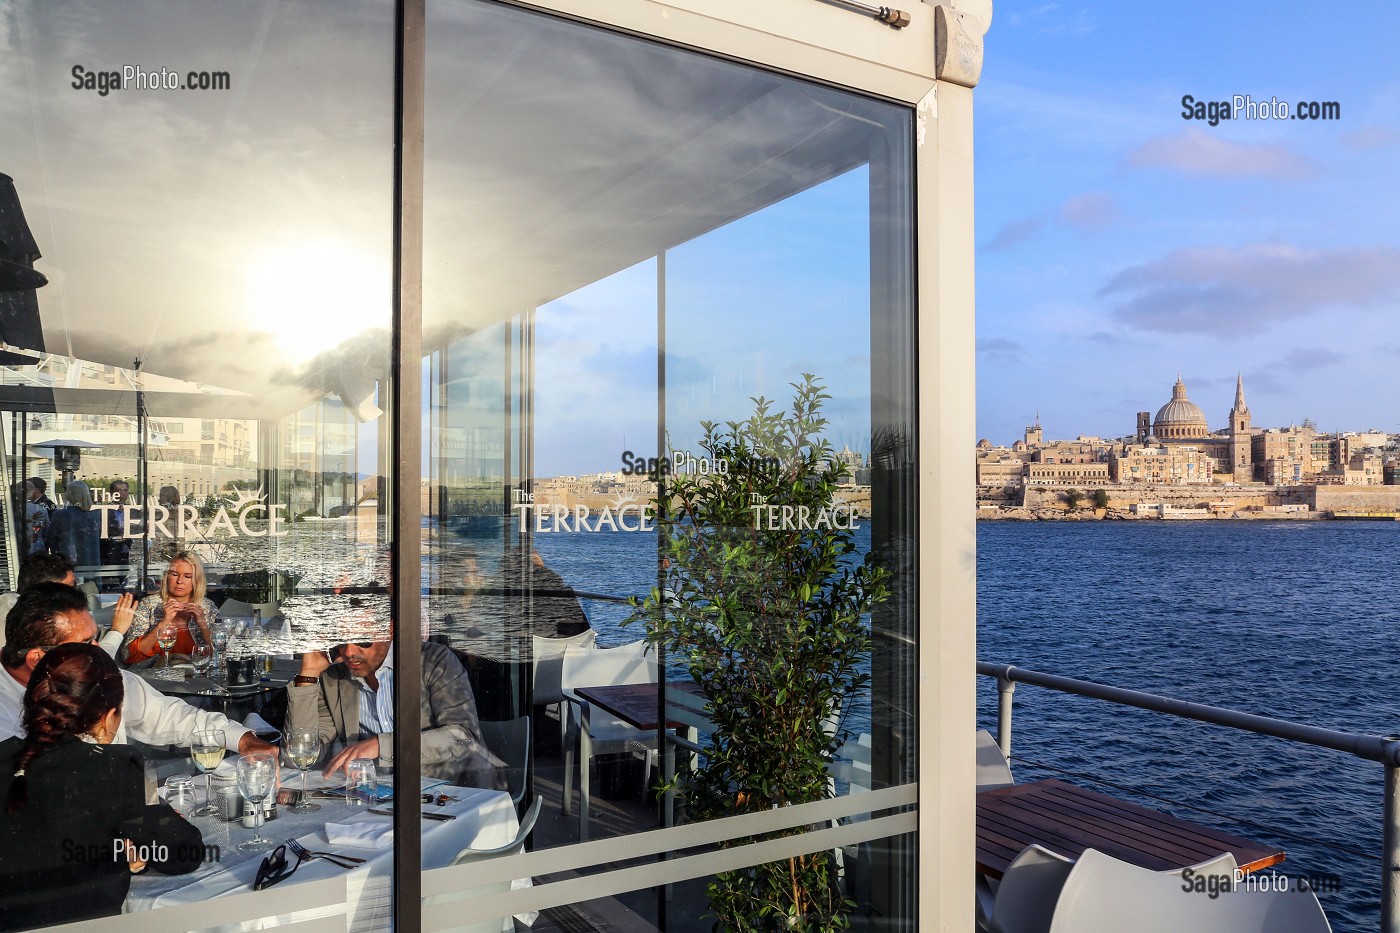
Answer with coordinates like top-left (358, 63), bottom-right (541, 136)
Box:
top-left (0, 554), bottom-right (135, 657)
top-left (0, 583), bottom-right (275, 758)
top-left (25, 477), bottom-right (56, 514)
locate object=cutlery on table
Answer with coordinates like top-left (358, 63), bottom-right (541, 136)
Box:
top-left (285, 838), bottom-right (365, 868)
top-left (368, 807), bottom-right (455, 821)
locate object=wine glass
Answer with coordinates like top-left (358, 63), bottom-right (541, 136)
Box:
top-left (283, 730), bottom-right (323, 813)
top-left (190, 729), bottom-right (225, 817)
top-left (235, 753), bottom-right (276, 852)
top-left (156, 619), bottom-right (178, 670)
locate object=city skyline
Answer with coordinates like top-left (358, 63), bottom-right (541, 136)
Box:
top-left (975, 4), bottom-right (1400, 444)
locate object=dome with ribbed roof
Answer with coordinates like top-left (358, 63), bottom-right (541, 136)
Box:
top-left (1152, 376), bottom-right (1209, 439)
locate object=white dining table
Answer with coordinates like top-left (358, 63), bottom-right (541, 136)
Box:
top-left (127, 772), bottom-right (525, 932)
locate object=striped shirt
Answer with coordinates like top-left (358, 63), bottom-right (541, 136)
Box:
top-left (351, 646), bottom-right (395, 739)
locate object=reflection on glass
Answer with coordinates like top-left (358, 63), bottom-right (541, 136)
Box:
top-left (425, 1), bottom-right (916, 928)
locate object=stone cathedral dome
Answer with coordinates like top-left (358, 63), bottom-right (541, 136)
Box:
top-left (1152, 376), bottom-right (1209, 439)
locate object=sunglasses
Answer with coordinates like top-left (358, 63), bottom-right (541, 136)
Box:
top-left (332, 641), bottom-right (377, 654)
top-left (253, 844), bottom-right (300, 891)
top-left (37, 634), bottom-right (100, 652)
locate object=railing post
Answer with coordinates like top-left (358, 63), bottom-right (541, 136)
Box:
top-left (1385, 752), bottom-right (1400, 933)
top-left (996, 670), bottom-right (1016, 760)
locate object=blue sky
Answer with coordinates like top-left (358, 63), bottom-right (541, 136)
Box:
top-left (975, 3), bottom-right (1400, 444)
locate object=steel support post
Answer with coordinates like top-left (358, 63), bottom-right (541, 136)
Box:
top-left (996, 673), bottom-right (1016, 760)
top-left (1385, 760), bottom-right (1400, 933)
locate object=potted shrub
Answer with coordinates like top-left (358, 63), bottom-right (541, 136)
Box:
top-left (628, 374), bottom-right (889, 931)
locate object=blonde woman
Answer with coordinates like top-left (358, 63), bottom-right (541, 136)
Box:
top-left (119, 551), bottom-right (220, 666)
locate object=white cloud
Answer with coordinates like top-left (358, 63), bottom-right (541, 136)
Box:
top-left (1102, 243), bottom-right (1400, 335)
top-left (1126, 128), bottom-right (1317, 179)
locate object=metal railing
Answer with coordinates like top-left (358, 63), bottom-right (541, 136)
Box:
top-left (977, 661), bottom-right (1400, 933)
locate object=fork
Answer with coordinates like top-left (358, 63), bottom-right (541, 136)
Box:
top-left (285, 838), bottom-right (366, 868)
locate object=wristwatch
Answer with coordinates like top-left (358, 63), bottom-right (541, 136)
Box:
top-left (292, 675), bottom-right (319, 686)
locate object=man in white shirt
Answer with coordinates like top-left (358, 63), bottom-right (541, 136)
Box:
top-left (0, 553), bottom-right (136, 658)
top-left (1, 582), bottom-right (274, 756)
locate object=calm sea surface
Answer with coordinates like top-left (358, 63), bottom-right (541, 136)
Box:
top-left (979, 520), bottom-right (1400, 932)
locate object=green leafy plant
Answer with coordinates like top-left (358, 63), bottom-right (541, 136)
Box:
top-left (627, 375), bottom-right (889, 932)
top-left (1059, 488), bottom-right (1083, 510)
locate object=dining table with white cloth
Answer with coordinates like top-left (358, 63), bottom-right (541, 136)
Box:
top-left (126, 768), bottom-right (528, 932)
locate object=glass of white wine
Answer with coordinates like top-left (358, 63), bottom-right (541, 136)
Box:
top-left (156, 619), bottom-right (179, 672)
top-left (283, 730), bottom-right (322, 813)
top-left (236, 753), bottom-right (277, 852)
top-left (190, 729), bottom-right (225, 817)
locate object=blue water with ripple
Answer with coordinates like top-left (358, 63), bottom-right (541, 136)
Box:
top-left (978, 520), bottom-right (1400, 932)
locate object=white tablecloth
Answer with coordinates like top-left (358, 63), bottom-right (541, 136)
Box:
top-left (127, 776), bottom-right (522, 932)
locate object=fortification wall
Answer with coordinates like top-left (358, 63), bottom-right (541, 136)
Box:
top-left (1311, 485), bottom-right (1400, 512)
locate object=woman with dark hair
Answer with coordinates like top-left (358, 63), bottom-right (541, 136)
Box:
top-left (0, 643), bottom-right (203, 929)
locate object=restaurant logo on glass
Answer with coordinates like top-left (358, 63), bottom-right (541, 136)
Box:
top-left (513, 450), bottom-right (857, 533)
top-left (94, 488), bottom-right (291, 540)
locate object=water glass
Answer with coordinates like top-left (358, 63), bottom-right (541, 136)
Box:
top-left (235, 753), bottom-right (276, 852)
top-left (164, 774), bottom-right (197, 818)
top-left (346, 758), bottom-right (377, 807)
top-left (190, 645), bottom-right (214, 678)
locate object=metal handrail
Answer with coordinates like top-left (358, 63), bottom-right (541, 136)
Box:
top-left (977, 660), bottom-right (1400, 933)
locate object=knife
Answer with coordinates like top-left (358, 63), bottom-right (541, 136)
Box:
top-left (369, 807), bottom-right (455, 821)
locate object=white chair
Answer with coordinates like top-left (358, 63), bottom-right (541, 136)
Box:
top-left (560, 640), bottom-right (658, 840)
top-left (531, 629), bottom-right (598, 719)
top-left (218, 598), bottom-right (256, 620)
top-left (990, 845), bottom-right (1240, 933)
top-left (424, 797), bottom-right (544, 933)
top-left (478, 715), bottom-right (531, 807)
top-left (1051, 846), bottom-right (1326, 932)
top-left (976, 729), bottom-right (1014, 793)
top-left (987, 844), bottom-right (1075, 933)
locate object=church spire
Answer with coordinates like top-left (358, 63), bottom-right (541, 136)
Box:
top-left (1233, 372), bottom-right (1248, 412)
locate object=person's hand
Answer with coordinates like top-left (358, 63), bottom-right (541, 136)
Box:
top-left (160, 601), bottom-right (186, 626)
top-left (324, 737), bottom-right (379, 778)
top-left (237, 733), bottom-right (282, 785)
top-left (298, 648), bottom-right (333, 679)
top-left (124, 839), bottom-right (146, 873)
top-left (109, 593), bottom-right (137, 636)
top-left (237, 732), bottom-right (278, 758)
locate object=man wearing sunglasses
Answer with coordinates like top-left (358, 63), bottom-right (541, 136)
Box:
top-left (286, 611), bottom-right (504, 790)
top-left (0, 584), bottom-right (277, 759)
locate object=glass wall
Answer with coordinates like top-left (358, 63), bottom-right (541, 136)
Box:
top-left (421, 2), bottom-right (917, 929)
top-left (0, 1), bottom-right (400, 929)
top-left (1, 0), bottom-right (919, 930)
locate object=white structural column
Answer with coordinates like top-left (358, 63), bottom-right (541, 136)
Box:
top-left (918, 3), bottom-right (985, 930)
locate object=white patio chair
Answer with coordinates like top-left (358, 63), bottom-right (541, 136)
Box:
top-left (1046, 847), bottom-right (1326, 933)
top-left (559, 640), bottom-right (658, 840)
top-left (976, 728), bottom-right (1014, 793)
top-left (424, 797), bottom-right (544, 933)
top-left (218, 597), bottom-right (256, 620)
top-left (987, 844), bottom-right (1075, 933)
top-left (531, 629), bottom-right (598, 723)
top-left (990, 845), bottom-right (1239, 933)
top-left (478, 715), bottom-right (531, 807)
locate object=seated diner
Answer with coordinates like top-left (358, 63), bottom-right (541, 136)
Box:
top-left (0, 642), bottom-right (203, 930)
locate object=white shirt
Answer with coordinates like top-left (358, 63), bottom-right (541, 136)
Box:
top-left (0, 665), bottom-right (247, 752)
top-left (351, 645), bottom-right (395, 739)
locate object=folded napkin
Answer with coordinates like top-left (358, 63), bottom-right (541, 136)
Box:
top-left (243, 710), bottom-right (280, 742)
top-left (324, 819), bottom-right (394, 849)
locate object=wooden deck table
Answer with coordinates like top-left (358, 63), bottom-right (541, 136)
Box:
top-left (976, 778), bottom-right (1285, 880)
top-left (571, 681), bottom-right (703, 731)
